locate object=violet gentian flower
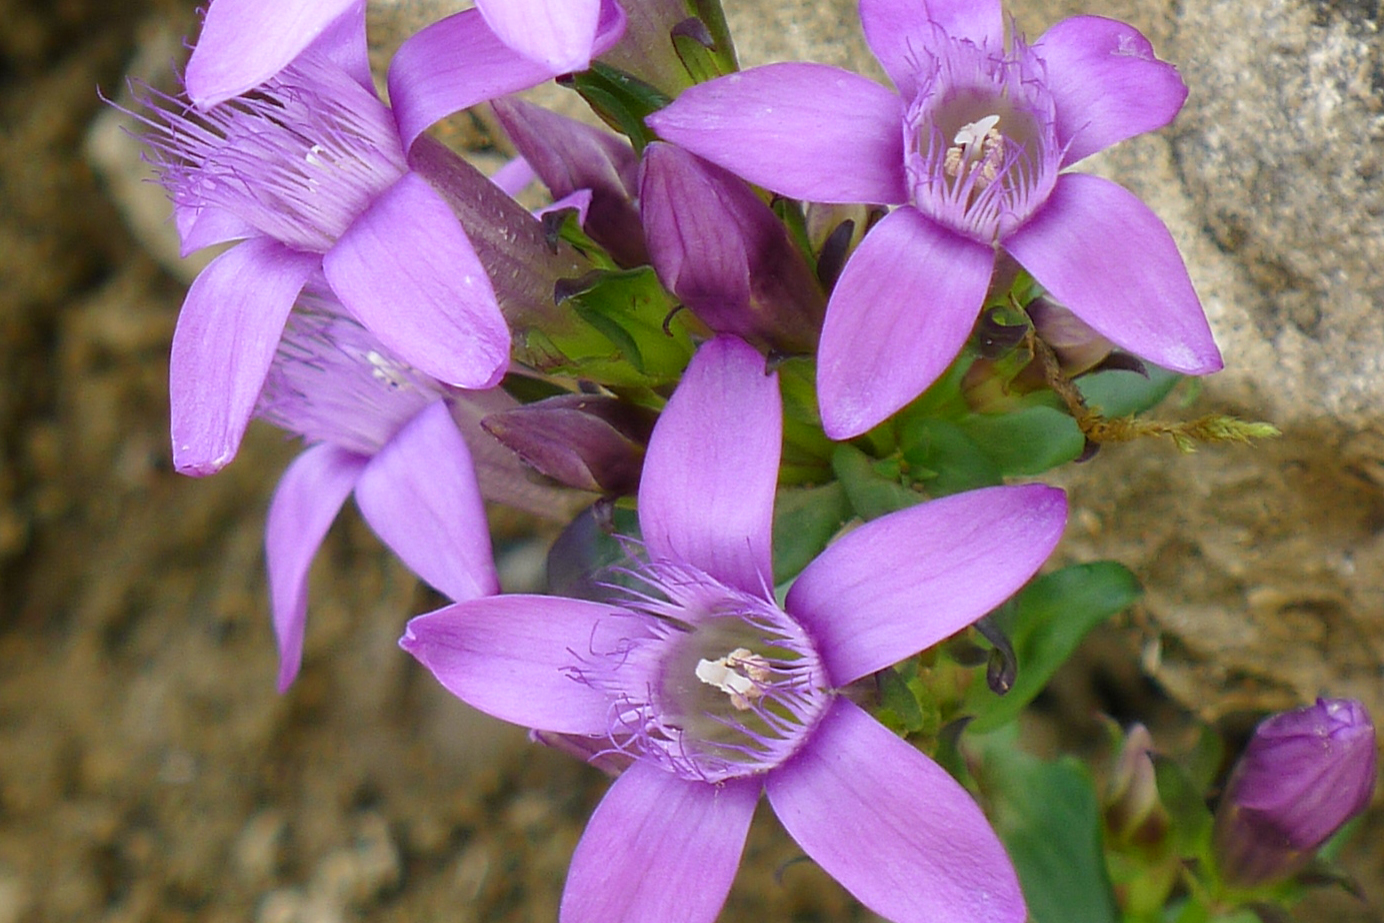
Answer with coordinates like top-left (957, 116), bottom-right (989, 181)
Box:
top-left (184, 0), bottom-right (615, 109)
top-left (1212, 697), bottom-right (1377, 887)
top-left (648, 0), bottom-right (1222, 438)
top-left (145, 4), bottom-right (628, 477)
top-left (402, 334), bottom-right (1068, 923)
top-left (256, 290), bottom-right (499, 691)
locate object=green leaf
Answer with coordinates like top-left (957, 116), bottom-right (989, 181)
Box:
top-left (1153, 756), bottom-right (1214, 857)
top-left (965, 562), bottom-right (1142, 732)
top-left (564, 63), bottom-right (672, 151)
top-left (771, 482), bottom-right (851, 584)
top-left (973, 729), bottom-right (1121, 923)
top-left (898, 417), bottom-right (1004, 495)
top-left (875, 666), bottom-right (928, 735)
top-left (830, 444), bottom-right (924, 521)
top-left (956, 404), bottom-right (1086, 476)
top-left (1078, 365), bottom-right (1181, 417)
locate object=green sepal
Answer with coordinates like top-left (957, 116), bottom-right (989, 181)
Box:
top-left (564, 63), bottom-right (671, 152)
top-left (538, 266), bottom-right (695, 387)
top-left (898, 417), bottom-right (1004, 496)
top-left (964, 562), bottom-right (1143, 732)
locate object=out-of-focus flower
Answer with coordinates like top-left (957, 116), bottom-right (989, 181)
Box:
top-left (648, 0), bottom-right (1221, 438)
top-left (141, 6), bottom-right (628, 476)
top-left (256, 291), bottom-right (498, 690)
top-left (1213, 698), bottom-right (1377, 888)
top-left (185, 0), bottom-right (620, 109)
top-left (1104, 724), bottom-right (1169, 849)
top-left (401, 334), bottom-right (1068, 923)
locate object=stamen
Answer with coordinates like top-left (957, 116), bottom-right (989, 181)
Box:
top-left (695, 648), bottom-right (771, 710)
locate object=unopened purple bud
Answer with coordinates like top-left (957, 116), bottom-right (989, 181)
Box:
top-left (1027, 296), bottom-right (1115, 376)
top-left (489, 97), bottom-right (647, 267)
top-left (1104, 724), bottom-right (1169, 849)
top-left (640, 142), bottom-right (825, 354)
top-left (480, 394), bottom-right (654, 495)
top-left (1213, 698), bottom-right (1377, 888)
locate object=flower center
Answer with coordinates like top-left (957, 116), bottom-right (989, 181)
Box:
top-left (903, 34), bottom-right (1058, 242)
top-left (571, 560), bottom-right (831, 783)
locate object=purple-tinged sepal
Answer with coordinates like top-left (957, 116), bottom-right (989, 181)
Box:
top-left (1213, 698), bottom-right (1377, 888)
top-left (640, 142), bottom-right (825, 355)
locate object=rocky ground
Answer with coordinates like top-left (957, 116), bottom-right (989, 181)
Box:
top-left (2, 0), bottom-right (1382, 921)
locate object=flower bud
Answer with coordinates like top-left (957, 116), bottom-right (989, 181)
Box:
top-left (1213, 698), bottom-right (1377, 888)
top-left (1104, 724), bottom-right (1169, 849)
top-left (481, 394), bottom-right (654, 495)
top-left (1027, 296), bottom-right (1114, 377)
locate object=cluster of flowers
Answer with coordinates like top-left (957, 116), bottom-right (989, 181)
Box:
top-left (130, 0), bottom-right (1372, 920)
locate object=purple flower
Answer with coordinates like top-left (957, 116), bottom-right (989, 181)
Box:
top-left (257, 291), bottom-right (499, 691)
top-left (401, 335), bottom-right (1069, 923)
top-left (647, 0), bottom-right (1222, 438)
top-left (1213, 698), bottom-right (1377, 887)
top-left (184, 0), bottom-right (617, 109)
top-left (145, 5), bottom-right (628, 477)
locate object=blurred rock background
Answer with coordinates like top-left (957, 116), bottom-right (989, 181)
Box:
top-left (2, 0), bottom-right (1382, 920)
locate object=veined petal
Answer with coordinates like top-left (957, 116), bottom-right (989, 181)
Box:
top-left (175, 203), bottom-right (255, 255)
top-left (169, 238), bottom-right (317, 476)
top-left (1004, 173), bottom-right (1222, 375)
top-left (475, 0), bottom-right (602, 72)
top-left (766, 699), bottom-right (1026, 923)
top-left (400, 595), bottom-right (629, 735)
top-left (265, 443), bottom-right (367, 692)
top-left (185, 0), bottom-right (362, 108)
top-left (1034, 16), bottom-right (1187, 166)
top-left (388, 2), bottom-right (627, 152)
top-left (860, 0), bottom-right (1004, 97)
top-left (638, 336), bottom-right (779, 596)
top-left (785, 485), bottom-right (1067, 686)
top-left (816, 207), bottom-right (993, 440)
top-left (561, 763), bottom-right (759, 923)
top-left (647, 63), bottom-right (907, 205)
top-left (354, 400), bottom-right (500, 603)
top-left (324, 172), bottom-right (511, 390)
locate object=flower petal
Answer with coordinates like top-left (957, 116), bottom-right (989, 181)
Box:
top-left (400, 595), bottom-right (631, 735)
top-left (1034, 16), bottom-right (1188, 166)
top-left (185, 0), bottom-right (362, 108)
top-left (169, 238), bottom-right (317, 475)
top-left (175, 203), bottom-right (255, 255)
top-left (561, 762), bottom-right (760, 923)
top-left (1003, 173), bottom-right (1222, 375)
top-left (647, 63), bottom-right (907, 205)
top-left (265, 443), bottom-right (367, 691)
top-left (475, 0), bottom-right (602, 72)
top-left (785, 484), bottom-right (1067, 686)
top-left (353, 400), bottom-right (499, 603)
top-left (323, 172), bottom-right (511, 390)
top-left (388, 2), bottom-right (627, 152)
top-left (816, 207), bottom-right (993, 440)
top-left (638, 336), bottom-right (779, 595)
top-left (860, 0), bottom-right (1004, 97)
top-left (766, 699), bottom-right (1026, 923)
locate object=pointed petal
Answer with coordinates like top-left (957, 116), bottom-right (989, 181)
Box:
top-left (388, 2), bottom-right (627, 152)
top-left (647, 63), bottom-right (907, 205)
top-left (1034, 16), bottom-right (1188, 166)
top-left (766, 699), bottom-right (1026, 923)
top-left (561, 763), bottom-right (759, 923)
top-left (860, 0), bottom-right (1004, 97)
top-left (185, 0), bottom-right (361, 108)
top-left (1004, 173), bottom-right (1221, 375)
top-left (175, 203), bottom-right (254, 255)
top-left (816, 207), bottom-right (993, 440)
top-left (353, 401), bottom-right (499, 603)
top-left (324, 172), bottom-right (511, 390)
top-left (169, 238), bottom-right (316, 475)
top-left (785, 485), bottom-right (1067, 685)
top-left (476, 0), bottom-right (602, 72)
top-left (638, 336), bottom-right (780, 595)
top-left (265, 443), bottom-right (367, 691)
top-left (400, 595), bottom-right (630, 735)
top-left (489, 155), bottom-right (538, 198)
